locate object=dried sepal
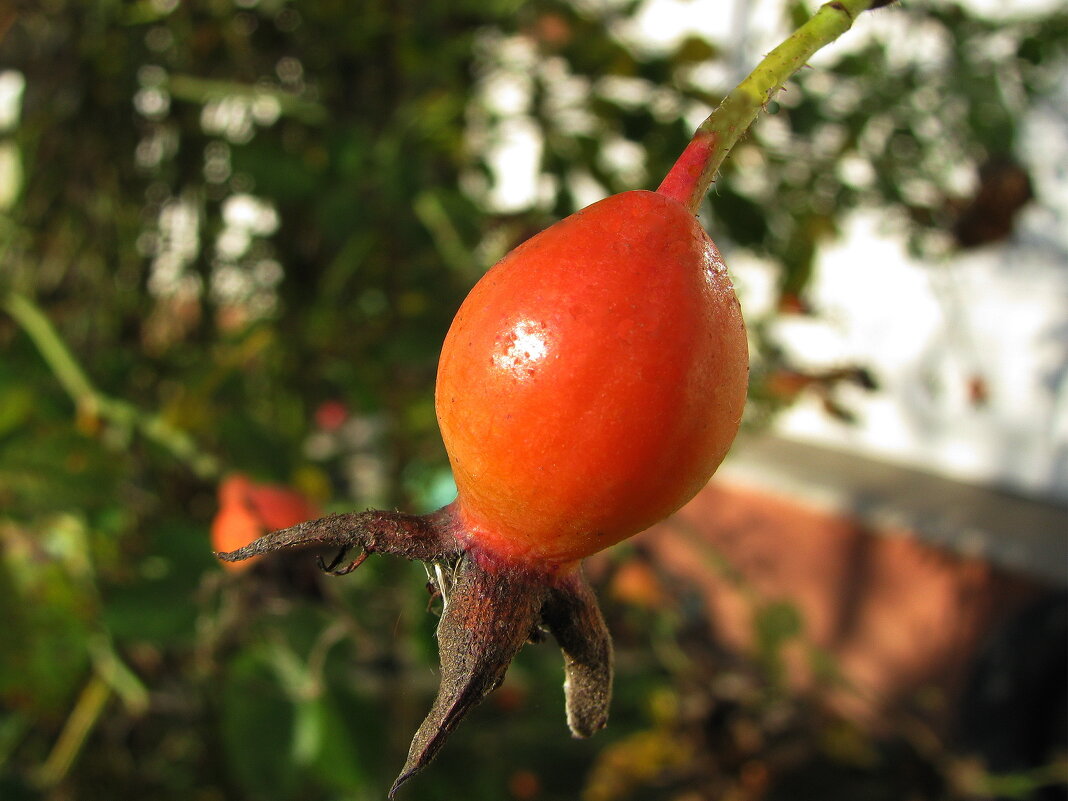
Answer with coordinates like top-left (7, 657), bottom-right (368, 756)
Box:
top-left (542, 569), bottom-right (613, 738)
top-left (214, 508), bottom-right (458, 565)
top-left (215, 509), bottom-right (616, 797)
top-left (389, 558), bottom-right (548, 797)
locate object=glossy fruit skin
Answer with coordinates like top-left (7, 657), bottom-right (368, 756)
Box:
top-left (435, 190), bottom-right (748, 566)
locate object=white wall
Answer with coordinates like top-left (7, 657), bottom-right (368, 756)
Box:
top-left (761, 96), bottom-right (1068, 503)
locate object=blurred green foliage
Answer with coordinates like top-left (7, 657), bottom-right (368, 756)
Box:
top-left (1, 0), bottom-right (1066, 799)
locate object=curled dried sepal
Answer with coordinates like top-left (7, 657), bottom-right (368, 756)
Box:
top-left (214, 508), bottom-right (615, 797)
top-left (543, 571), bottom-right (614, 738)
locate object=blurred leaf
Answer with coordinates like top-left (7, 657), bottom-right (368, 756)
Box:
top-left (294, 691), bottom-right (367, 791)
top-left (0, 384), bottom-right (34, 437)
top-left (0, 517), bottom-right (94, 714)
top-left (753, 599), bottom-right (803, 687)
top-left (102, 518), bottom-right (210, 646)
top-left (220, 650), bottom-right (300, 801)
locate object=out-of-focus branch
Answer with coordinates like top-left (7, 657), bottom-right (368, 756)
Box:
top-left (3, 291), bottom-right (220, 479)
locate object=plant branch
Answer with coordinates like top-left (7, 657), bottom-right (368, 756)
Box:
top-left (87, 634), bottom-right (150, 716)
top-left (32, 674), bottom-right (112, 789)
top-left (3, 291), bottom-right (221, 479)
top-left (658, 0), bottom-right (891, 212)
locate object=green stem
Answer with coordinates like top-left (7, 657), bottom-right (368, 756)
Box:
top-left (33, 674), bottom-right (112, 789)
top-left (3, 291), bottom-right (220, 479)
top-left (3, 292), bottom-right (98, 406)
top-left (658, 0), bottom-right (885, 213)
top-left (31, 639), bottom-right (151, 788)
top-left (88, 634), bottom-right (150, 716)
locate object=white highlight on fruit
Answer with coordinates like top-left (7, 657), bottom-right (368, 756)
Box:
top-left (493, 320), bottom-right (549, 378)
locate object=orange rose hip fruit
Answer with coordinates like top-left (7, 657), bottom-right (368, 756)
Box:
top-left (436, 189), bottom-right (749, 566)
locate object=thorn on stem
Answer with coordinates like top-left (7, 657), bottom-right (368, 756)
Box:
top-left (317, 547), bottom-right (371, 576)
top-left (316, 547), bottom-right (351, 573)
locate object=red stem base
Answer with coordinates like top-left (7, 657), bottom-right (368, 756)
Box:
top-left (656, 131), bottom-right (717, 214)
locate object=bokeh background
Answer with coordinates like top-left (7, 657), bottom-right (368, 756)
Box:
top-left (1, 1), bottom-right (1066, 799)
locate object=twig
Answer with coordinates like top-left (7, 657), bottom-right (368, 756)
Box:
top-left (32, 674), bottom-right (112, 789)
top-left (3, 291), bottom-right (221, 479)
top-left (659, 0), bottom-right (890, 213)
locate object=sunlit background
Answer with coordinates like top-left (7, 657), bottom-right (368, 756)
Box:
top-left (1, 1), bottom-right (1065, 800)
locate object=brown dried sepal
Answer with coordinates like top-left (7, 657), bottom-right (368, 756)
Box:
top-left (215, 508), bottom-right (614, 798)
